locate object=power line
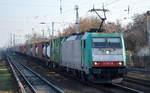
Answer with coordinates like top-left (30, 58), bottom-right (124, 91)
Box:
top-left (105, 0), bottom-right (121, 7)
top-left (0, 2), bottom-right (60, 8)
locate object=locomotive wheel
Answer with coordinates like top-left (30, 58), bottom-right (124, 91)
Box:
top-left (88, 74), bottom-right (94, 82)
top-left (81, 72), bottom-right (87, 81)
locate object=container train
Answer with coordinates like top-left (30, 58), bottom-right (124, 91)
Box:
top-left (9, 29), bottom-right (127, 83)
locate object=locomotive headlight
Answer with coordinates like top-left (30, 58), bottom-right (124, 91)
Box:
top-left (94, 62), bottom-right (98, 65)
top-left (106, 50), bottom-right (110, 54)
top-left (119, 62), bottom-right (122, 66)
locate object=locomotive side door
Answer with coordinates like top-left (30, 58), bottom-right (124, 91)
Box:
top-left (81, 40), bottom-right (85, 68)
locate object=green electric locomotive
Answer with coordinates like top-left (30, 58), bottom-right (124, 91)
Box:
top-left (49, 30), bottom-right (127, 83)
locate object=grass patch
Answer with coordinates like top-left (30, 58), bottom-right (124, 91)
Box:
top-left (0, 61), bottom-right (6, 67)
top-left (0, 60), bottom-right (12, 93)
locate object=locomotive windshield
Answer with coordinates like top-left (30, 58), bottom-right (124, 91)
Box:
top-left (92, 37), bottom-right (122, 48)
top-left (92, 38), bottom-right (107, 48)
top-left (107, 38), bottom-right (121, 48)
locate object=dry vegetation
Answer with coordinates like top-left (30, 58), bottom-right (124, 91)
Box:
top-left (61, 17), bottom-right (122, 37)
top-left (26, 14), bottom-right (147, 53)
top-left (124, 14), bottom-right (147, 53)
top-left (0, 60), bottom-right (12, 93)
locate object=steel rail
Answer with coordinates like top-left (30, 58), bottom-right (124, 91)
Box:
top-left (112, 83), bottom-right (144, 93)
top-left (8, 54), bottom-right (64, 93)
top-left (127, 68), bottom-right (150, 73)
top-left (124, 76), bottom-right (150, 86)
top-left (7, 55), bottom-right (37, 93)
top-left (20, 62), bottom-right (64, 93)
top-left (7, 56), bottom-right (27, 93)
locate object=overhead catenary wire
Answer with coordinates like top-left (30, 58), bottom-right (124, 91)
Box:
top-left (0, 0), bottom-right (120, 24)
top-left (47, 1), bottom-right (114, 32)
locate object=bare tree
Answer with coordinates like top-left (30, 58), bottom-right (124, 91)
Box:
top-left (25, 32), bottom-right (48, 44)
top-left (124, 13), bottom-right (147, 52)
top-left (61, 17), bottom-right (122, 37)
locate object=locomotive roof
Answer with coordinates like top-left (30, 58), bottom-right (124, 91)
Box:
top-left (82, 32), bottom-right (122, 40)
top-left (65, 32), bottom-right (122, 41)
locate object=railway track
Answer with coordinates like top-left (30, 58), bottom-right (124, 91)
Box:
top-left (7, 56), bottom-right (27, 93)
top-left (7, 55), bottom-right (64, 93)
top-left (10, 53), bottom-right (146, 93)
top-left (62, 73), bottom-right (144, 93)
top-left (127, 68), bottom-right (150, 73)
top-left (111, 83), bottom-right (144, 93)
top-left (123, 76), bottom-right (150, 86)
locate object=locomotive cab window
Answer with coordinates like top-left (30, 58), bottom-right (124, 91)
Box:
top-left (92, 38), bottom-right (107, 48)
top-left (107, 38), bottom-right (122, 48)
top-left (92, 37), bottom-right (122, 48)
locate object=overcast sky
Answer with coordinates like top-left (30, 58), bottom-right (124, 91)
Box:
top-left (0, 0), bottom-right (150, 47)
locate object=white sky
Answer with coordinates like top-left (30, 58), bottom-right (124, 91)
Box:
top-left (0, 0), bottom-right (150, 47)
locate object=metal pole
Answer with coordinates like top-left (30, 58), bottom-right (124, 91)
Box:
top-left (13, 34), bottom-right (15, 46)
top-left (52, 22), bottom-right (54, 38)
top-left (147, 11), bottom-right (150, 55)
top-left (42, 29), bottom-right (44, 37)
top-left (10, 34), bottom-right (13, 46)
top-left (51, 22), bottom-right (54, 49)
top-left (75, 5), bottom-right (80, 33)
